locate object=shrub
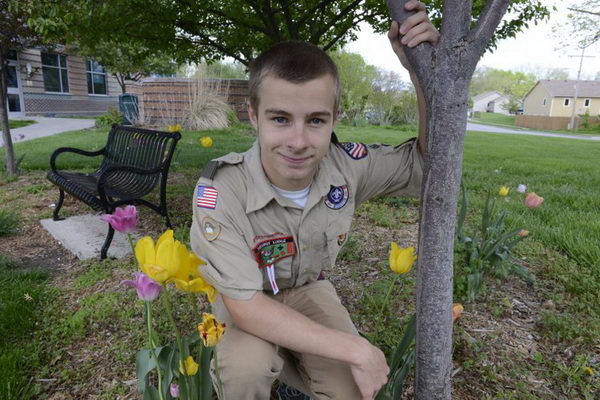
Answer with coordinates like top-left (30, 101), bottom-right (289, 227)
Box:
top-left (0, 209), bottom-right (19, 237)
top-left (184, 77), bottom-right (232, 131)
top-left (95, 108), bottom-right (123, 128)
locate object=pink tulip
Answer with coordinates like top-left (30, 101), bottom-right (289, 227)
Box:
top-left (122, 272), bottom-right (162, 301)
top-left (101, 205), bottom-right (137, 233)
top-left (170, 383), bottom-right (180, 398)
top-left (524, 192), bottom-right (544, 209)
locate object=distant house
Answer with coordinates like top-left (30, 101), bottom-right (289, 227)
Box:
top-left (523, 80), bottom-right (600, 117)
top-left (6, 47), bottom-right (120, 118)
top-left (471, 91), bottom-right (511, 115)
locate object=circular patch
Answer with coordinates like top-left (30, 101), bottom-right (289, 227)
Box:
top-left (324, 185), bottom-right (349, 210)
top-left (201, 216), bottom-right (221, 241)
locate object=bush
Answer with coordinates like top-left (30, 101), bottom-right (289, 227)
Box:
top-left (0, 209), bottom-right (19, 237)
top-left (95, 108), bottom-right (123, 128)
top-left (184, 78), bottom-right (232, 131)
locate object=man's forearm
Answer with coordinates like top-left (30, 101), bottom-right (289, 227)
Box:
top-left (223, 291), bottom-right (365, 366)
top-left (411, 73), bottom-right (427, 156)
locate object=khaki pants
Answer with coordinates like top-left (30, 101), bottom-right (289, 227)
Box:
top-left (211, 280), bottom-right (362, 400)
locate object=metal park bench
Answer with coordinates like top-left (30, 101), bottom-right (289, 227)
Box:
top-left (47, 124), bottom-right (181, 259)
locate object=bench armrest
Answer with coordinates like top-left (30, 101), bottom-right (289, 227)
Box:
top-left (50, 147), bottom-right (105, 172)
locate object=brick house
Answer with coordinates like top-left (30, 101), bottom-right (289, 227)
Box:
top-left (6, 47), bottom-right (120, 118)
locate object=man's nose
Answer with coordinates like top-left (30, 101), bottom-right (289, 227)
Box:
top-left (288, 123), bottom-right (309, 150)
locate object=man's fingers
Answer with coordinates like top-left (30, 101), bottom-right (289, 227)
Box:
top-left (401, 18), bottom-right (430, 44)
top-left (400, 10), bottom-right (428, 34)
top-left (405, 0), bottom-right (427, 12)
top-left (388, 20), bottom-right (400, 40)
top-left (407, 30), bottom-right (439, 47)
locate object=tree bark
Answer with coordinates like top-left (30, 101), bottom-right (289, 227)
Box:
top-left (0, 50), bottom-right (17, 176)
top-left (386, 0), bottom-right (510, 398)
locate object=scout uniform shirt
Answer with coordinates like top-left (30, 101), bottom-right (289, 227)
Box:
top-left (190, 136), bottom-right (423, 300)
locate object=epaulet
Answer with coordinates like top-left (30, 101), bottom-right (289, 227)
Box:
top-left (200, 153), bottom-right (244, 180)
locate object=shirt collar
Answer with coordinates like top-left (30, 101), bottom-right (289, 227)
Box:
top-left (245, 141), bottom-right (346, 214)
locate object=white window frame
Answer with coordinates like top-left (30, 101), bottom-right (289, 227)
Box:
top-left (563, 98), bottom-right (570, 107)
top-left (86, 59), bottom-right (108, 96)
top-left (583, 98), bottom-right (591, 108)
top-left (41, 52), bottom-right (70, 94)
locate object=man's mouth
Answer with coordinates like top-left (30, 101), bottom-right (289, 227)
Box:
top-left (280, 154), bottom-right (312, 165)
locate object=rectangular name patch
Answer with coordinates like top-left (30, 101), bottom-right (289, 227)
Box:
top-left (196, 186), bottom-right (218, 209)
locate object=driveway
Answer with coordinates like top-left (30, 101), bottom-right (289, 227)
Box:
top-left (0, 116), bottom-right (96, 147)
top-left (467, 121), bottom-right (600, 142)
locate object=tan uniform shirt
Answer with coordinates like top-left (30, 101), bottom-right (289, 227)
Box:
top-left (190, 137), bottom-right (423, 300)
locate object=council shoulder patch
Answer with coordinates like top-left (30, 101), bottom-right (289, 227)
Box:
top-left (324, 185), bottom-right (349, 210)
top-left (196, 185), bottom-right (218, 209)
top-left (337, 142), bottom-right (368, 160)
top-left (201, 216), bottom-right (221, 241)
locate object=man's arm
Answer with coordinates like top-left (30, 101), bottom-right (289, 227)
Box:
top-left (223, 291), bottom-right (389, 400)
top-left (387, 0), bottom-right (439, 156)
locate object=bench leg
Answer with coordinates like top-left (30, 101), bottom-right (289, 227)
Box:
top-left (53, 189), bottom-right (66, 221)
top-left (100, 224), bottom-right (115, 260)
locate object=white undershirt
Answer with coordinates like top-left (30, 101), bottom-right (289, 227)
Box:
top-left (271, 184), bottom-right (311, 208)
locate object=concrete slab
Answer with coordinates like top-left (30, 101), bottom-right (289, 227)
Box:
top-left (1, 116), bottom-right (96, 147)
top-left (40, 214), bottom-right (140, 260)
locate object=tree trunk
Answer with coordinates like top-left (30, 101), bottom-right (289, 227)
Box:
top-left (386, 0), bottom-right (511, 398)
top-left (0, 51), bottom-right (17, 176)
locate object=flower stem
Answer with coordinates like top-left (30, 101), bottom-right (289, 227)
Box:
top-left (375, 274), bottom-right (400, 334)
top-left (163, 287), bottom-right (192, 399)
top-left (145, 302), bottom-right (166, 400)
top-left (213, 347), bottom-right (225, 400)
top-left (127, 233), bottom-right (136, 259)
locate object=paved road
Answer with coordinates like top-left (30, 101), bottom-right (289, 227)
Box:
top-left (0, 116), bottom-right (96, 147)
top-left (467, 121), bottom-right (600, 142)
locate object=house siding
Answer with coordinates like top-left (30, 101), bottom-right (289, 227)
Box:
top-left (523, 84), bottom-right (551, 116)
top-left (550, 97), bottom-right (600, 118)
top-left (16, 48), bottom-right (120, 116)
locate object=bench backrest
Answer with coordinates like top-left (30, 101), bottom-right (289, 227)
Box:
top-left (98, 125), bottom-right (181, 195)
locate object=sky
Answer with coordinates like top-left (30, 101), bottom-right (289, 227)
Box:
top-left (347, 0), bottom-right (600, 83)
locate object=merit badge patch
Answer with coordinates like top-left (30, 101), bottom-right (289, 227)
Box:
top-left (324, 185), bottom-right (349, 210)
top-left (338, 142), bottom-right (368, 160)
top-left (252, 236), bottom-right (296, 269)
top-left (337, 233), bottom-right (347, 246)
top-left (196, 186), bottom-right (218, 209)
top-left (201, 216), bottom-right (220, 241)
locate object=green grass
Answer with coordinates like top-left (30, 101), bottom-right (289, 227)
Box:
top-left (0, 208), bottom-right (19, 236)
top-left (0, 255), bottom-right (50, 400)
top-left (7, 120), bottom-right (36, 130)
top-left (471, 112), bottom-right (516, 126)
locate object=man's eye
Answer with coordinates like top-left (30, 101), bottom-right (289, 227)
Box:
top-left (273, 117), bottom-right (287, 124)
top-left (309, 118), bottom-right (324, 125)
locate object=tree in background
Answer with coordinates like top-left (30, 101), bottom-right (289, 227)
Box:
top-left (329, 50), bottom-right (377, 124)
top-left (565, 0), bottom-right (600, 47)
top-left (78, 41), bottom-right (178, 93)
top-left (470, 67), bottom-right (537, 113)
top-left (0, 0), bottom-right (44, 176)
top-left (186, 60), bottom-right (248, 80)
top-left (368, 68), bottom-right (417, 126)
top-left (30, 0), bottom-right (551, 66)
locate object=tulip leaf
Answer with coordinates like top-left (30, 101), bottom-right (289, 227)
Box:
top-left (158, 344), bottom-right (177, 396)
top-left (200, 343), bottom-right (214, 400)
top-left (143, 385), bottom-right (160, 400)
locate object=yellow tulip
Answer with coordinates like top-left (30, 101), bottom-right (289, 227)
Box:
top-left (499, 186), bottom-right (509, 197)
top-left (199, 136), bottom-right (213, 148)
top-left (168, 124), bottom-right (182, 133)
top-left (179, 355), bottom-right (199, 376)
top-left (135, 230), bottom-right (184, 284)
top-left (169, 246), bottom-right (217, 302)
top-left (197, 313), bottom-right (226, 347)
top-left (389, 243), bottom-right (416, 274)
top-left (452, 303), bottom-right (464, 322)
top-left (584, 366), bottom-right (594, 376)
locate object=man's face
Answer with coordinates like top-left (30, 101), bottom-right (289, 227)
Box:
top-left (249, 74), bottom-right (337, 191)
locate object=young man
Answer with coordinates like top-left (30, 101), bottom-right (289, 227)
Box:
top-left (190, 2), bottom-right (439, 399)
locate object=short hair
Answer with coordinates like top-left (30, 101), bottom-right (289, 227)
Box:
top-left (248, 41), bottom-right (340, 113)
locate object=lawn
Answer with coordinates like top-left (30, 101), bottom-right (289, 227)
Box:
top-left (471, 111), bottom-right (516, 126)
top-left (6, 119), bottom-right (37, 130)
top-left (0, 123), bottom-right (598, 399)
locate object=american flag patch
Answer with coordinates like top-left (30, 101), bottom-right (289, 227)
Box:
top-left (338, 142), bottom-right (368, 160)
top-left (196, 186), bottom-right (218, 209)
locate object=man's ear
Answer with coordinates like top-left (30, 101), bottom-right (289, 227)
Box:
top-left (247, 101), bottom-right (258, 130)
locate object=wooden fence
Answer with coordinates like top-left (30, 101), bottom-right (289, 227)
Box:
top-left (515, 115), bottom-right (599, 131)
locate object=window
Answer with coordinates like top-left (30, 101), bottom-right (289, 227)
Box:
top-left (542, 98), bottom-right (546, 105)
top-left (8, 50), bottom-right (17, 61)
top-left (86, 59), bottom-right (107, 95)
top-left (563, 98), bottom-right (570, 107)
top-left (7, 65), bottom-right (18, 88)
top-left (8, 94), bottom-right (21, 112)
top-left (41, 53), bottom-right (69, 93)
top-left (584, 99), bottom-right (591, 107)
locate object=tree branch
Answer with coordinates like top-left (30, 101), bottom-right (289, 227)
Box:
top-left (277, 0), bottom-right (299, 39)
top-left (568, 7), bottom-right (600, 17)
top-left (440, 0), bottom-right (473, 42)
top-left (309, 0), bottom-right (362, 43)
top-left (466, 0), bottom-right (510, 67)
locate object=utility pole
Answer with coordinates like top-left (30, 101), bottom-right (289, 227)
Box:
top-left (568, 46), bottom-right (595, 132)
